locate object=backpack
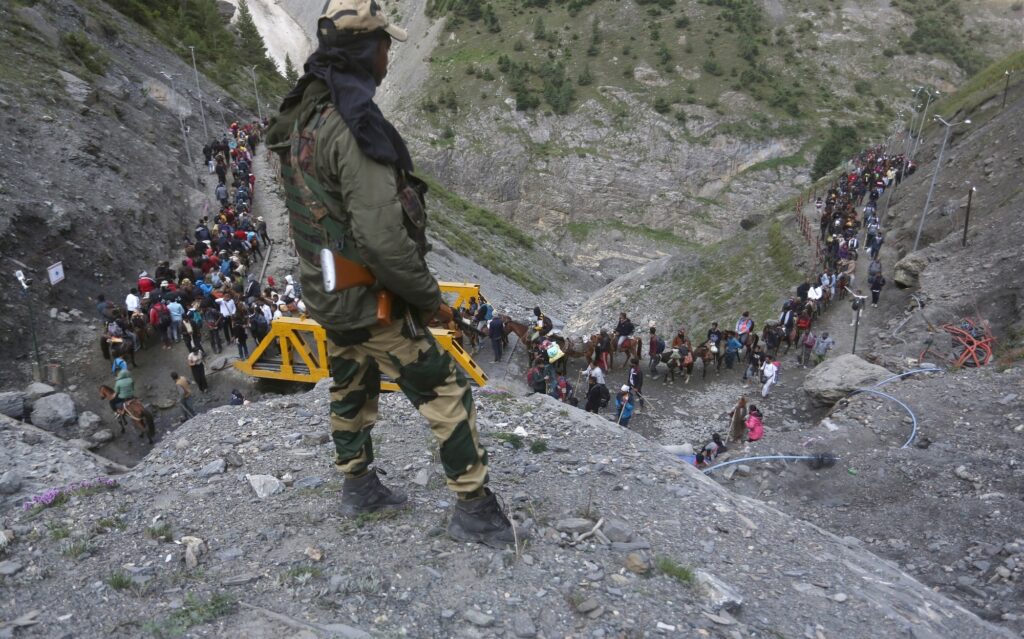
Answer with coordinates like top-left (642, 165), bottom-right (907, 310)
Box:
top-left (598, 384), bottom-right (610, 408)
top-left (156, 304), bottom-right (171, 328)
top-left (656, 337), bottom-right (666, 354)
top-left (251, 311), bottom-right (268, 333)
top-left (796, 316), bottom-right (811, 330)
top-left (852, 298), bottom-right (864, 311)
top-left (803, 332), bottom-right (817, 349)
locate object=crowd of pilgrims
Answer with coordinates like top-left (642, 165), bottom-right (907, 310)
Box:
top-left (96, 121), bottom-right (306, 372)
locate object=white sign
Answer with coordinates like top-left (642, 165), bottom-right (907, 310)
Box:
top-left (47, 262), bottom-right (65, 286)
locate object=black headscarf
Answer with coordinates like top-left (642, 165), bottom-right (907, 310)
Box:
top-left (279, 35), bottom-right (413, 172)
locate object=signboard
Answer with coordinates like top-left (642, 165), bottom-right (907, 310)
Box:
top-left (47, 262), bottom-right (65, 286)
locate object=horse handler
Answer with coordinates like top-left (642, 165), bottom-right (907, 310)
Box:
top-left (266, 0), bottom-right (518, 549)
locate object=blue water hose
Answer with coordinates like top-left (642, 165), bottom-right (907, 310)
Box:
top-left (704, 368), bottom-right (944, 473)
top-left (702, 454), bottom-right (837, 474)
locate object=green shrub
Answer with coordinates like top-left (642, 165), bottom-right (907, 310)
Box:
top-left (811, 123), bottom-right (859, 180)
top-left (62, 32), bottom-right (109, 75)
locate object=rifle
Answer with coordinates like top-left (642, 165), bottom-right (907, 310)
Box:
top-left (320, 248), bottom-right (393, 327)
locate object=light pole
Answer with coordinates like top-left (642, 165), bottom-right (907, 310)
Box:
top-left (215, 97), bottom-right (229, 134)
top-left (248, 65), bottom-right (263, 123)
top-left (15, 270), bottom-right (41, 379)
top-left (188, 45), bottom-right (209, 142)
top-left (912, 115), bottom-right (970, 252)
top-left (911, 88), bottom-right (939, 163)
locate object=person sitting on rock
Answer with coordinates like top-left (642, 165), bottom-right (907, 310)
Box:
top-left (745, 406), bottom-right (764, 442)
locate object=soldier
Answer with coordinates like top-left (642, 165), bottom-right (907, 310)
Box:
top-left (266, 0), bottom-right (518, 548)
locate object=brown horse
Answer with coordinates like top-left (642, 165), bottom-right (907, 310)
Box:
top-left (583, 333), bottom-right (634, 371)
top-left (98, 385), bottom-right (155, 444)
top-left (497, 315), bottom-right (581, 374)
top-left (691, 342), bottom-right (717, 379)
top-left (101, 335), bottom-right (137, 368)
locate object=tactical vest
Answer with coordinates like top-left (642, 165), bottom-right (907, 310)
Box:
top-left (279, 103), bottom-right (430, 273)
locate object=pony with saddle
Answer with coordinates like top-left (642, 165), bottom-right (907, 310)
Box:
top-left (501, 316), bottom-right (583, 370)
top-left (585, 332), bottom-right (640, 371)
top-left (98, 385), bottom-right (155, 444)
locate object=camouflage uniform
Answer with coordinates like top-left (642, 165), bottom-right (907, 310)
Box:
top-left (266, 83), bottom-right (489, 497)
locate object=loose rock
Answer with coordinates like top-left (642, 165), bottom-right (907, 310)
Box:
top-left (246, 474), bottom-right (284, 498)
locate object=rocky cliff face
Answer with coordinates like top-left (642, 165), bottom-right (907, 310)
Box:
top-left (0, 0), bottom-right (251, 384)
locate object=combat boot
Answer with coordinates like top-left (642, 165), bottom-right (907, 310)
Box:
top-left (340, 468), bottom-right (407, 517)
top-left (448, 488), bottom-right (521, 549)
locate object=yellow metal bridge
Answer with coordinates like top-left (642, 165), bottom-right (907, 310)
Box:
top-left (233, 282), bottom-right (489, 392)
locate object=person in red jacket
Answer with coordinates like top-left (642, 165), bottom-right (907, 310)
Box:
top-left (137, 271), bottom-right (157, 295)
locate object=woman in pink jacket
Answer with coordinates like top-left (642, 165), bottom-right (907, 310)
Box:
top-left (745, 406), bottom-right (764, 442)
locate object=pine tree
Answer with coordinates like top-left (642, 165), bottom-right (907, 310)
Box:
top-left (284, 53), bottom-right (299, 85)
top-left (236, 0), bottom-right (274, 75)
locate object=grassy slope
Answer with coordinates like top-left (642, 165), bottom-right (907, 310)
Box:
top-left (416, 0), bottom-right (1018, 188)
top-left (424, 175), bottom-right (552, 293)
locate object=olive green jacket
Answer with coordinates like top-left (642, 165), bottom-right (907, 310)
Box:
top-left (265, 81), bottom-right (440, 332)
top-left (114, 369), bottom-right (134, 399)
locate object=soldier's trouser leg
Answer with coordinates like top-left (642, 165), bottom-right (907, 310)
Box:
top-left (327, 322), bottom-right (488, 497)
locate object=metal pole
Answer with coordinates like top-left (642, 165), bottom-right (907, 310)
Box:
top-left (851, 305), bottom-right (860, 354)
top-left (188, 46), bottom-right (209, 142)
top-left (23, 286), bottom-right (42, 374)
top-left (912, 122), bottom-right (952, 253)
top-left (249, 65), bottom-right (263, 122)
top-left (911, 90), bottom-right (936, 162)
top-left (962, 187), bottom-right (975, 247)
top-left (1002, 70), bottom-right (1012, 110)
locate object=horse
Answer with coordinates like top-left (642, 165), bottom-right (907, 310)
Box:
top-left (762, 323), bottom-right (790, 359)
top-left (607, 333), bottom-right (641, 371)
top-left (501, 316), bottom-right (583, 370)
top-left (836, 273), bottom-right (850, 301)
top-left (98, 385), bottom-right (155, 444)
top-left (100, 335), bottom-right (137, 368)
top-left (129, 311), bottom-right (150, 350)
top-left (691, 342), bottom-right (717, 379)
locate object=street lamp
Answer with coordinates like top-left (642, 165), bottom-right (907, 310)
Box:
top-left (187, 46), bottom-right (209, 142)
top-left (15, 270), bottom-right (41, 378)
top-left (910, 88), bottom-right (939, 163)
top-left (248, 65), bottom-right (263, 123)
top-left (912, 115), bottom-right (970, 252)
top-left (214, 97), bottom-right (229, 134)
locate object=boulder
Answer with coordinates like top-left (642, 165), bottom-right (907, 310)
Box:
top-left (694, 570), bottom-right (743, 612)
top-left (0, 391), bottom-right (26, 419)
top-left (24, 382), bottom-right (56, 401)
top-left (78, 411), bottom-right (102, 431)
top-left (246, 474), bottom-right (284, 498)
top-left (802, 354), bottom-right (892, 405)
top-left (91, 429), bottom-right (115, 444)
top-left (30, 393), bottom-right (77, 430)
top-left (894, 252), bottom-right (929, 288)
top-left (0, 471), bottom-right (22, 495)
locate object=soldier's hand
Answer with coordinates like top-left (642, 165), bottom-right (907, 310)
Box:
top-left (421, 303), bottom-right (454, 325)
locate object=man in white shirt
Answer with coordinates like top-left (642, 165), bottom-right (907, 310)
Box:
top-left (124, 288), bottom-right (140, 313)
top-left (217, 294), bottom-right (237, 343)
top-left (582, 363), bottom-right (605, 386)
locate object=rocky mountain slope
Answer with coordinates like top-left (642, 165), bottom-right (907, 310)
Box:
top-left (402, 0), bottom-right (1021, 239)
top-left (0, 0), bottom-right (256, 384)
top-left (0, 380), bottom-right (1016, 639)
